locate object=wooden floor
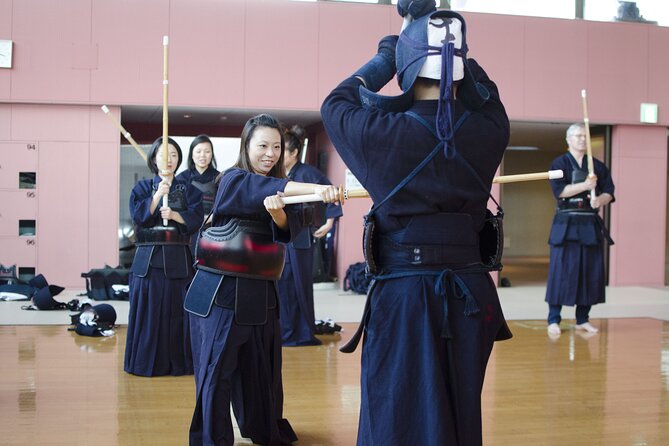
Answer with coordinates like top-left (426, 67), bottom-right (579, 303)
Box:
top-left (500, 256), bottom-right (550, 286)
top-left (1, 319), bottom-right (668, 445)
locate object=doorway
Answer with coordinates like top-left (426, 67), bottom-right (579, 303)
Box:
top-left (499, 121), bottom-right (609, 287)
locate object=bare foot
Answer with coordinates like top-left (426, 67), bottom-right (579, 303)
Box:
top-left (547, 323), bottom-right (561, 336)
top-left (575, 322), bottom-right (599, 333)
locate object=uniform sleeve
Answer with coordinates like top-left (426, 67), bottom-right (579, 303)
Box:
top-left (314, 169), bottom-right (343, 219)
top-left (180, 183), bottom-right (204, 234)
top-left (129, 180), bottom-right (159, 227)
top-left (321, 63), bottom-right (509, 200)
top-left (464, 59), bottom-right (509, 136)
top-left (595, 160), bottom-right (615, 201)
top-left (175, 170), bottom-right (190, 183)
top-left (549, 156), bottom-right (570, 200)
top-left (320, 77), bottom-right (373, 184)
top-left (272, 205), bottom-right (303, 244)
top-left (299, 165), bottom-right (344, 220)
top-left (214, 169), bottom-right (302, 243)
top-left (214, 169), bottom-right (290, 217)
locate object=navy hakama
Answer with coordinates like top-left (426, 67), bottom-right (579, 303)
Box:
top-left (125, 269), bottom-right (194, 375)
top-left (189, 303), bottom-right (293, 446)
top-left (321, 59), bottom-right (512, 446)
top-left (125, 176), bottom-right (204, 377)
top-left (545, 153), bottom-right (615, 309)
top-left (277, 248), bottom-right (319, 346)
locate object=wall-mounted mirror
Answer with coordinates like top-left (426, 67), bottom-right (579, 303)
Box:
top-left (118, 137), bottom-right (241, 267)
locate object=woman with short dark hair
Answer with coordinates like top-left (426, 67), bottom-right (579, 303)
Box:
top-left (125, 136), bottom-right (204, 377)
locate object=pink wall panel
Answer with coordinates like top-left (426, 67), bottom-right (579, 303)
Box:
top-left (0, 104), bottom-right (11, 139)
top-left (0, 237), bottom-right (36, 266)
top-left (88, 141), bottom-right (119, 268)
top-left (647, 26), bottom-right (669, 115)
top-left (170, 0), bottom-right (246, 107)
top-left (318, 3), bottom-right (396, 103)
top-left (9, 40), bottom-right (92, 102)
top-left (244, 0), bottom-right (320, 109)
top-left (464, 13), bottom-right (526, 120)
top-left (11, 104), bottom-right (90, 141)
top-left (0, 191), bottom-right (36, 236)
top-left (0, 0), bottom-right (14, 98)
top-left (0, 142), bottom-right (37, 189)
top-left (586, 22), bottom-right (648, 125)
top-left (89, 104), bottom-right (121, 269)
top-left (1, 0), bottom-right (667, 126)
top-left (10, 0), bottom-right (92, 102)
top-left (90, 104), bottom-right (122, 143)
top-left (0, 71), bottom-right (8, 99)
top-left (0, 10), bottom-right (9, 102)
top-left (609, 125), bottom-right (667, 286)
top-left (90, 0), bottom-right (169, 105)
top-left (14, 0), bottom-right (91, 43)
top-left (0, 0), bottom-right (11, 34)
top-left (37, 141), bottom-right (89, 287)
top-left (523, 18), bottom-right (588, 121)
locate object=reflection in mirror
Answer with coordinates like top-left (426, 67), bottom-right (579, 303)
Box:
top-left (118, 137), bottom-right (240, 268)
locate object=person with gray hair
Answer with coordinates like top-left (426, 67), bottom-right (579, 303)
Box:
top-left (545, 122), bottom-right (615, 337)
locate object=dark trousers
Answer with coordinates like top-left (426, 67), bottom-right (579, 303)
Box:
top-left (548, 304), bottom-right (592, 325)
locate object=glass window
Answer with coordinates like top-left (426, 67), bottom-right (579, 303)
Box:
top-left (285, 1), bottom-right (668, 26)
top-left (451, 0), bottom-right (574, 20)
top-left (585, 0), bottom-right (668, 26)
top-left (314, 0), bottom-right (379, 3)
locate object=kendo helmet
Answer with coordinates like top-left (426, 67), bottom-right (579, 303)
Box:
top-left (72, 303), bottom-right (117, 337)
top-left (395, 9), bottom-right (467, 93)
top-left (359, 4), bottom-right (489, 120)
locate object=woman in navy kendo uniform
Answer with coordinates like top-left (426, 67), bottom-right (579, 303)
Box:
top-left (277, 124), bottom-right (343, 346)
top-left (321, 2), bottom-right (512, 445)
top-left (125, 137), bottom-right (204, 377)
top-left (176, 134), bottom-right (220, 217)
top-left (185, 114), bottom-right (340, 446)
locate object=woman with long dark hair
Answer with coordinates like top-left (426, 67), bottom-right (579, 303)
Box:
top-left (186, 114), bottom-right (340, 445)
top-left (177, 134), bottom-right (220, 215)
top-left (125, 136), bottom-right (204, 376)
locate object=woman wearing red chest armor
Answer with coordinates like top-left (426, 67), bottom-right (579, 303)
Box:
top-left (186, 114), bottom-right (340, 446)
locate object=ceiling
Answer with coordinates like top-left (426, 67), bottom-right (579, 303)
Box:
top-left (121, 105), bottom-right (575, 152)
top-left (508, 121), bottom-right (570, 152)
top-left (121, 105), bottom-right (323, 128)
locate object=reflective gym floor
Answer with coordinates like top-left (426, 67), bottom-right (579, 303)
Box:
top-left (1, 283), bottom-right (668, 445)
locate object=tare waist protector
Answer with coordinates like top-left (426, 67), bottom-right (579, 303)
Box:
top-left (195, 218), bottom-right (286, 280)
top-left (558, 170), bottom-right (596, 213)
top-left (135, 224), bottom-right (191, 246)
